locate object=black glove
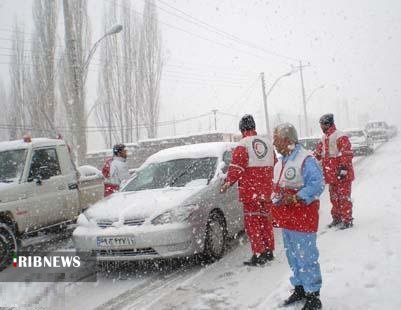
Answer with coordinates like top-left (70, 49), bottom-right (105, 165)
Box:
top-left (337, 165), bottom-right (348, 180)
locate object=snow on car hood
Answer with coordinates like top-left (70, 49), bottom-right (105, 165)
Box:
top-left (85, 184), bottom-right (206, 221)
top-left (0, 181), bottom-right (17, 193)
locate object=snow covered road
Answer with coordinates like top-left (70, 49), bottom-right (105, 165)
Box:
top-left (1, 138), bottom-right (400, 309)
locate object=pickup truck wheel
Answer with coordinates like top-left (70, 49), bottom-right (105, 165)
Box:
top-left (203, 212), bottom-right (227, 263)
top-left (0, 223), bottom-right (18, 272)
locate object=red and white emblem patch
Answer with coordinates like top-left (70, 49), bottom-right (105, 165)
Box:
top-left (252, 139), bottom-right (268, 159)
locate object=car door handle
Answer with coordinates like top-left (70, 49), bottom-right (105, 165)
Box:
top-left (68, 183), bottom-right (78, 190)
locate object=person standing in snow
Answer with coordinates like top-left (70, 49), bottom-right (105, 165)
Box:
top-left (103, 143), bottom-right (131, 196)
top-left (271, 123), bottom-right (324, 310)
top-left (314, 113), bottom-right (355, 229)
top-left (220, 114), bottom-right (275, 266)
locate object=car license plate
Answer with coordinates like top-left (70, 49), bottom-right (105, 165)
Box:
top-left (97, 236), bottom-right (135, 247)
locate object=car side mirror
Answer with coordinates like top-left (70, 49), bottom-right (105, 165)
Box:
top-left (27, 175), bottom-right (42, 185)
top-left (217, 162), bottom-right (228, 176)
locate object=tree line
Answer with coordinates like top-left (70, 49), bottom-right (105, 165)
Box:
top-left (0, 0), bottom-right (163, 164)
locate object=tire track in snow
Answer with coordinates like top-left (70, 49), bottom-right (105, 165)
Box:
top-left (95, 265), bottom-right (204, 310)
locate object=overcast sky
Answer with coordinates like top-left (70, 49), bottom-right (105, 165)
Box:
top-left (1, 0), bottom-right (401, 150)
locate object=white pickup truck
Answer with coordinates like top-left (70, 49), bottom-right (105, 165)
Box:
top-left (0, 137), bottom-right (104, 270)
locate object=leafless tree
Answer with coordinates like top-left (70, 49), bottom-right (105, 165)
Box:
top-left (122, 0), bottom-right (141, 142)
top-left (8, 22), bottom-right (29, 140)
top-left (61, 0), bottom-right (91, 163)
top-left (138, 0), bottom-right (163, 139)
top-left (95, 0), bottom-right (140, 146)
top-left (0, 79), bottom-right (10, 141)
top-left (29, 0), bottom-right (58, 136)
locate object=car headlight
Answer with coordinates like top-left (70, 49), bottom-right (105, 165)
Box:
top-left (151, 204), bottom-right (199, 225)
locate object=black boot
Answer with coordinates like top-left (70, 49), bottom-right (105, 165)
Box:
top-left (243, 252), bottom-right (271, 266)
top-left (260, 250), bottom-right (274, 262)
top-left (243, 254), bottom-right (259, 266)
top-left (327, 218), bottom-right (341, 228)
top-left (338, 221), bottom-right (353, 230)
top-left (283, 285), bottom-right (305, 306)
top-left (302, 291), bottom-right (322, 310)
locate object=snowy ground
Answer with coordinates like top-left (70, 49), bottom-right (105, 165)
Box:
top-left (1, 137), bottom-right (401, 309)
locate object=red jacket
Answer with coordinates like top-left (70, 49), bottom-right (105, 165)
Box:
top-left (225, 130), bottom-right (275, 203)
top-left (272, 187), bottom-right (320, 233)
top-left (314, 125), bottom-right (354, 184)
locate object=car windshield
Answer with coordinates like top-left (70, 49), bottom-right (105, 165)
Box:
top-left (122, 157), bottom-right (218, 192)
top-left (0, 149), bottom-right (27, 183)
top-left (366, 122), bottom-right (385, 129)
top-left (347, 131), bottom-right (364, 137)
top-left (299, 139), bottom-right (319, 151)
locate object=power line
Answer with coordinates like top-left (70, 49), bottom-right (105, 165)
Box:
top-left (105, 0), bottom-right (294, 64)
top-left (154, 0), bottom-right (300, 63)
top-left (166, 59), bottom-right (258, 75)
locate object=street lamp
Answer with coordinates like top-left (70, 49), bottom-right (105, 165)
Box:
top-left (82, 24), bottom-right (123, 148)
top-left (305, 85), bottom-right (325, 136)
top-left (261, 70), bottom-right (298, 135)
top-left (306, 85), bottom-right (325, 105)
top-left (82, 24), bottom-right (123, 83)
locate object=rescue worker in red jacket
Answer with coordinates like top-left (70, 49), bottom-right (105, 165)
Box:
top-left (314, 113), bottom-right (355, 229)
top-left (220, 114), bottom-right (275, 266)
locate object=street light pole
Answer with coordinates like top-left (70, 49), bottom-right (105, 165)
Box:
top-left (306, 85), bottom-right (325, 104)
top-left (261, 70), bottom-right (297, 136)
top-left (82, 24), bottom-right (123, 84)
top-left (82, 24), bottom-right (123, 148)
top-left (211, 109), bottom-right (218, 131)
top-left (299, 60), bottom-right (308, 137)
top-left (260, 73), bottom-right (269, 135)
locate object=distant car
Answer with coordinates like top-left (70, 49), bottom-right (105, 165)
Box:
top-left (73, 142), bottom-right (244, 262)
top-left (388, 125), bottom-right (398, 138)
top-left (344, 129), bottom-right (374, 156)
top-left (365, 121), bottom-right (390, 142)
top-left (298, 137), bottom-right (321, 152)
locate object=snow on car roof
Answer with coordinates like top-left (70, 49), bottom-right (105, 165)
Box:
top-left (143, 142), bottom-right (238, 165)
top-left (344, 128), bottom-right (365, 132)
top-left (0, 138), bottom-right (65, 152)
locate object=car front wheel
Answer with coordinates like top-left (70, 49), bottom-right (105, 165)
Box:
top-left (203, 212), bottom-right (226, 262)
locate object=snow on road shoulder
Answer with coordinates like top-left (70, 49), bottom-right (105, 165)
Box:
top-left (259, 136), bottom-right (401, 310)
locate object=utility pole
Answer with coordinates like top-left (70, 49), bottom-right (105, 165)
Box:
top-left (211, 109), bottom-right (218, 131)
top-left (344, 99), bottom-right (350, 128)
top-left (172, 115), bottom-right (176, 136)
top-left (299, 60), bottom-right (308, 137)
top-left (260, 72), bottom-right (270, 135)
top-left (63, 0), bottom-right (85, 163)
top-left (108, 102), bottom-right (112, 148)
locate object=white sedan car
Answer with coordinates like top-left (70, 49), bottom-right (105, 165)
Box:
top-left (73, 142), bottom-right (243, 262)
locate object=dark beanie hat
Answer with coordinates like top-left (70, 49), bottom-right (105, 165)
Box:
top-left (319, 113), bottom-right (334, 125)
top-left (239, 114), bottom-right (256, 132)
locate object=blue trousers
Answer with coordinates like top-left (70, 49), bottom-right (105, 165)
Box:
top-left (282, 229), bottom-right (322, 293)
